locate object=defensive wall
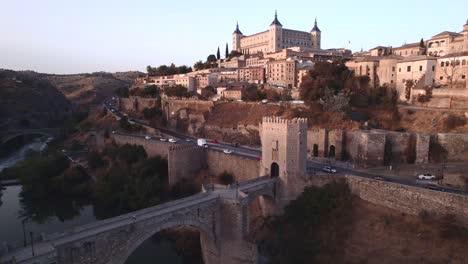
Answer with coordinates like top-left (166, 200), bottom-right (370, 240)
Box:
top-left (112, 133), bottom-right (170, 158)
top-left (206, 151), bottom-right (261, 182)
top-left (307, 129), bottom-right (467, 167)
top-left (345, 175), bottom-right (468, 224)
top-left (111, 133), bottom-right (261, 186)
top-left (411, 88), bottom-right (468, 109)
top-left (118, 96), bottom-right (159, 113)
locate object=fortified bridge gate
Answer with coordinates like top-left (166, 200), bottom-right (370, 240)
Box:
top-left (0, 176), bottom-right (278, 264)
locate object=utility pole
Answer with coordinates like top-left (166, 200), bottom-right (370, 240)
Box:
top-left (30, 232), bottom-right (35, 256)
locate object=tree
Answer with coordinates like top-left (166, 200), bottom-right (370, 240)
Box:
top-left (201, 85), bottom-right (216, 98)
top-left (115, 87), bottom-right (129, 98)
top-left (225, 43), bottom-right (229, 59)
top-left (216, 47), bottom-right (220, 60)
top-left (164, 85), bottom-right (191, 98)
top-left (228, 50), bottom-right (242, 59)
top-left (207, 54), bottom-right (217, 63)
top-left (194, 60), bottom-right (205, 71)
top-left (242, 84), bottom-right (266, 101)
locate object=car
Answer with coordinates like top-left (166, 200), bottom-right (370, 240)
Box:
top-left (169, 138), bottom-right (177, 143)
top-left (61, 149), bottom-right (66, 153)
top-left (322, 166), bottom-right (337, 174)
top-left (160, 138), bottom-right (167, 142)
top-left (185, 138), bottom-right (192, 142)
top-left (223, 149), bottom-right (233, 154)
top-left (111, 131), bottom-right (116, 134)
top-left (261, 99), bottom-right (269, 104)
top-left (418, 174), bottom-right (437, 180)
top-left (373, 176), bottom-right (385, 181)
top-left (145, 136), bottom-right (151, 140)
top-left (257, 156), bottom-right (262, 161)
top-left (209, 139), bottom-right (218, 143)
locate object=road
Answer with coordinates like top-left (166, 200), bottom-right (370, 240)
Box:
top-left (104, 99), bottom-right (468, 196)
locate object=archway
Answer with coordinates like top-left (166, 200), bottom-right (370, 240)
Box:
top-left (313, 144), bottom-right (319, 157)
top-left (329, 145), bottom-right (336, 158)
top-left (120, 221), bottom-right (215, 264)
top-left (270, 162), bottom-right (279, 178)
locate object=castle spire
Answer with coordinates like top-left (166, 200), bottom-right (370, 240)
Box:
top-left (270, 10), bottom-right (282, 26)
top-left (233, 21), bottom-right (242, 35)
top-left (311, 17), bottom-right (321, 32)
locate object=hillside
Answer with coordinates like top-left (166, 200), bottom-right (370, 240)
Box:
top-left (46, 71), bottom-right (142, 106)
top-left (0, 69), bottom-right (72, 130)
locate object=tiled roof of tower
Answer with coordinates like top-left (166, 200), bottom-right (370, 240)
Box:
top-left (233, 21), bottom-right (242, 35)
top-left (311, 18), bottom-right (321, 32)
top-left (270, 10), bottom-right (282, 26)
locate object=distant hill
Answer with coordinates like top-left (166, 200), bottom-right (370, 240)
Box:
top-left (0, 69), bottom-right (72, 130)
top-left (45, 71), bottom-right (144, 106)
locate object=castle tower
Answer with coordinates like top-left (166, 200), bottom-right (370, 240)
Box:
top-left (464, 18), bottom-right (468, 32)
top-left (261, 116), bottom-right (307, 180)
top-left (232, 21), bottom-right (243, 52)
top-left (310, 18), bottom-right (321, 49)
top-left (269, 11), bottom-right (283, 53)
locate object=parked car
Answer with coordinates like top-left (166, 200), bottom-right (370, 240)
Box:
top-left (185, 138), bottom-right (192, 142)
top-left (111, 131), bottom-right (116, 134)
top-left (261, 99), bottom-right (269, 104)
top-left (257, 156), bottom-right (262, 161)
top-left (418, 174), bottom-right (437, 180)
top-left (223, 149), bottom-right (233, 154)
top-left (372, 176), bottom-right (385, 181)
top-left (209, 139), bottom-right (218, 143)
top-left (144, 135), bottom-right (151, 140)
top-left (169, 138), bottom-right (177, 143)
top-left (322, 166), bottom-right (337, 174)
top-left (160, 138), bottom-right (167, 142)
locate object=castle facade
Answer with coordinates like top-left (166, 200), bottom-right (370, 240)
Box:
top-left (233, 11), bottom-right (322, 54)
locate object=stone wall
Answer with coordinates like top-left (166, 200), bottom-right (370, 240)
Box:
top-left (345, 175), bottom-right (468, 224)
top-left (384, 131), bottom-right (412, 164)
top-left (119, 96), bottom-right (159, 112)
top-left (436, 133), bottom-right (468, 162)
top-left (206, 150), bottom-right (261, 182)
top-left (112, 134), bottom-right (170, 158)
top-left (168, 145), bottom-right (206, 186)
top-left (344, 131), bottom-right (386, 167)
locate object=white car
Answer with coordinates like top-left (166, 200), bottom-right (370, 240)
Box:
top-left (185, 138), bottom-right (192, 142)
top-left (144, 136), bottom-right (151, 140)
top-left (169, 138), bottom-right (177, 143)
top-left (159, 138), bottom-right (167, 142)
top-left (418, 174), bottom-right (437, 180)
top-left (223, 149), bottom-right (233, 154)
top-left (322, 166), bottom-right (337, 174)
top-left (111, 131), bottom-right (116, 134)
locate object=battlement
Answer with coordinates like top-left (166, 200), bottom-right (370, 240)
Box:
top-left (169, 144), bottom-right (203, 152)
top-left (262, 116), bottom-right (307, 125)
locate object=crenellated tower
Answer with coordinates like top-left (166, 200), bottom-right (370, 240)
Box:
top-left (269, 10), bottom-right (283, 53)
top-left (311, 18), bottom-right (321, 49)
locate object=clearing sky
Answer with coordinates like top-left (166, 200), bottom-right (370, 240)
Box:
top-left (1, 0), bottom-right (467, 74)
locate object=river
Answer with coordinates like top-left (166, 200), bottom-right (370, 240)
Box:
top-left (0, 137), bottom-right (188, 263)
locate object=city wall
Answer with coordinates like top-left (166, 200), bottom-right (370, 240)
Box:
top-left (345, 175), bottom-right (468, 224)
top-left (307, 129), bottom-right (465, 167)
top-left (168, 145), bottom-right (206, 186)
top-left (111, 134), bottom-right (170, 158)
top-left (206, 150), bottom-right (261, 182)
top-left (119, 96), bottom-right (159, 112)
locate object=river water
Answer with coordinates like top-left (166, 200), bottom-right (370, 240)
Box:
top-left (0, 137), bottom-right (186, 263)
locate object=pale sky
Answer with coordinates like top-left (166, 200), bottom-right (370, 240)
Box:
top-left (1, 0), bottom-right (467, 74)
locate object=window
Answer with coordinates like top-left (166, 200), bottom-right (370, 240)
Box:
top-left (419, 65), bottom-right (423, 71)
top-left (399, 68), bottom-right (401, 72)
top-left (407, 66), bottom-right (411, 72)
top-left (432, 65), bottom-right (435, 71)
top-left (392, 67), bottom-right (395, 72)
top-left (463, 60), bottom-right (467, 66)
top-left (462, 75), bottom-right (466, 80)
top-left (390, 80), bottom-right (394, 84)
top-left (440, 76), bottom-right (443, 80)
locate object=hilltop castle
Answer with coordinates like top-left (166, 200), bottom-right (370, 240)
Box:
top-left (233, 11), bottom-right (322, 54)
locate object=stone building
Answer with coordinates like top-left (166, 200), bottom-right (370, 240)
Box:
top-left (238, 67), bottom-right (266, 83)
top-left (233, 11), bottom-right (322, 54)
top-left (266, 59), bottom-right (297, 88)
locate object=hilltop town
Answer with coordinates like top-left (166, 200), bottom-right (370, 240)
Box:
top-left (2, 11), bottom-right (468, 264)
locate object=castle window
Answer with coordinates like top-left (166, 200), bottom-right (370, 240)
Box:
top-left (392, 67), bottom-right (395, 72)
top-left (440, 62), bottom-right (444, 67)
top-left (432, 65), bottom-right (435, 71)
top-left (407, 66), bottom-right (411, 72)
top-left (440, 76), bottom-right (443, 80)
top-left (419, 65), bottom-right (423, 71)
top-left (462, 60), bottom-right (467, 66)
top-left (462, 75), bottom-right (466, 80)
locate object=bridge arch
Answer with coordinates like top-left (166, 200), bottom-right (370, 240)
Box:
top-left (116, 219), bottom-right (217, 264)
top-left (1, 131), bottom-right (55, 145)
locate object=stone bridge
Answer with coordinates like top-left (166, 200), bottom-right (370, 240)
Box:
top-left (0, 176), bottom-right (278, 264)
top-left (0, 128), bottom-right (61, 145)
